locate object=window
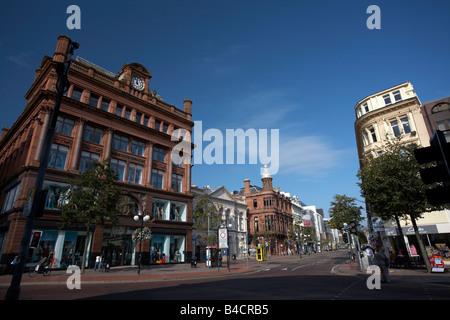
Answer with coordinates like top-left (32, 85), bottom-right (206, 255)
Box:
top-left (89, 93), bottom-right (100, 108)
top-left (172, 174), bottom-right (183, 192)
top-left (112, 134), bottom-right (129, 152)
top-left (1, 183), bottom-right (20, 213)
top-left (369, 128), bottom-right (377, 143)
top-left (383, 94), bottom-right (392, 105)
top-left (436, 120), bottom-right (450, 142)
top-left (124, 108), bottom-right (131, 120)
top-left (390, 120), bottom-right (401, 137)
top-left (153, 200), bottom-right (166, 219)
top-left (131, 140), bottom-right (145, 156)
top-left (110, 158), bottom-right (126, 181)
top-left (143, 115), bottom-right (149, 127)
top-left (253, 199), bottom-right (257, 208)
top-left (79, 151), bottom-right (99, 173)
top-left (263, 197), bottom-right (273, 207)
top-left (162, 123), bottom-right (169, 134)
top-left (151, 169), bottom-right (164, 188)
top-left (100, 98), bottom-right (110, 112)
top-left (400, 117), bottom-right (411, 134)
top-left (393, 90), bottom-right (402, 102)
top-left (116, 104), bottom-right (124, 117)
top-left (55, 117), bottom-right (74, 136)
top-left (48, 144), bottom-right (68, 169)
top-left (363, 103), bottom-right (369, 113)
top-left (155, 119), bottom-right (161, 131)
top-left (84, 126), bottom-right (103, 144)
top-left (135, 112), bottom-right (142, 124)
top-left (127, 163), bottom-right (143, 184)
top-left (153, 147), bottom-right (166, 162)
top-left (71, 87), bottom-right (83, 101)
top-left (254, 217), bottom-right (259, 232)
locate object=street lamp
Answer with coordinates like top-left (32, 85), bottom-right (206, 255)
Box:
top-left (134, 213), bottom-right (150, 275)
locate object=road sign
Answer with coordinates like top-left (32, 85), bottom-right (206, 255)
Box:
top-left (218, 228), bottom-right (228, 249)
top-left (22, 187), bottom-right (36, 218)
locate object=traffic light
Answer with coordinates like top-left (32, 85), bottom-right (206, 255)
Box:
top-left (349, 221), bottom-right (358, 234)
top-left (342, 233), bottom-right (348, 243)
top-left (30, 231), bottom-right (42, 248)
top-left (414, 130), bottom-right (450, 206)
top-left (247, 233), bottom-right (252, 245)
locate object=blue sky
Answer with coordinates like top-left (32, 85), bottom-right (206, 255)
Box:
top-left (1, 1), bottom-right (450, 219)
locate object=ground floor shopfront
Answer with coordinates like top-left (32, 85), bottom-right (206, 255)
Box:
top-left (383, 223), bottom-right (450, 264)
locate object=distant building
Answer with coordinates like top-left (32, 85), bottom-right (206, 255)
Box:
top-left (191, 185), bottom-right (248, 261)
top-left (235, 165), bottom-right (293, 255)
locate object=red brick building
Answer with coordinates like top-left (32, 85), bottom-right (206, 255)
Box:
top-left (0, 35), bottom-right (194, 272)
top-left (235, 165), bottom-right (293, 255)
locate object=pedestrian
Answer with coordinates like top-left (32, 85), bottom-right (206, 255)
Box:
top-left (365, 246), bottom-right (374, 265)
top-left (374, 247), bottom-right (390, 283)
top-left (94, 255), bottom-right (102, 271)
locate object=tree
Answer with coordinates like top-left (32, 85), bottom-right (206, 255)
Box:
top-left (357, 138), bottom-right (443, 272)
top-left (328, 194), bottom-right (363, 230)
top-left (60, 158), bottom-right (122, 273)
top-left (193, 196), bottom-right (223, 246)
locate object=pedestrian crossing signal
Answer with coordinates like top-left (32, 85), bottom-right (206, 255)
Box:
top-left (30, 231), bottom-right (42, 248)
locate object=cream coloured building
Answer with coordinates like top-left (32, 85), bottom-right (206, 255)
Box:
top-left (354, 81), bottom-right (450, 263)
top-left (355, 81), bottom-right (430, 161)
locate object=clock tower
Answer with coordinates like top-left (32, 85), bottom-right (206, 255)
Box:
top-left (117, 62), bottom-right (152, 94)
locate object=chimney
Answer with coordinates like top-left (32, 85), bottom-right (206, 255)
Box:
top-left (244, 179), bottom-right (250, 194)
top-left (53, 35), bottom-right (71, 63)
top-left (184, 99), bottom-right (192, 120)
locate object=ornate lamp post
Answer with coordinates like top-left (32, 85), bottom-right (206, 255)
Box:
top-left (133, 213), bottom-right (150, 275)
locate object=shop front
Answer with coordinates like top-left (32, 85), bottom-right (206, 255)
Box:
top-left (29, 229), bottom-right (90, 269)
top-left (385, 224), bottom-right (450, 265)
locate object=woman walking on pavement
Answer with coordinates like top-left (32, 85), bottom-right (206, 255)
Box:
top-left (374, 247), bottom-right (390, 283)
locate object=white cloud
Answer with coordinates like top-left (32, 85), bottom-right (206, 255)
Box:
top-left (279, 135), bottom-right (349, 180)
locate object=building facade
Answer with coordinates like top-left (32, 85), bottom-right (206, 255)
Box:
top-left (421, 97), bottom-right (450, 143)
top-left (354, 82), bottom-right (450, 262)
top-left (235, 165), bottom-right (293, 255)
top-left (0, 35), bottom-right (194, 272)
top-left (191, 185), bottom-right (248, 260)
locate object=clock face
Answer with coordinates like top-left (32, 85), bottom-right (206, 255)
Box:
top-left (131, 75), bottom-right (144, 91)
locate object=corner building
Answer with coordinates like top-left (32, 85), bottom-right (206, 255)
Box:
top-left (235, 165), bottom-right (293, 255)
top-left (0, 35), bottom-right (194, 271)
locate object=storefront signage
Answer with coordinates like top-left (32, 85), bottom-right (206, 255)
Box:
top-left (384, 225), bottom-right (438, 236)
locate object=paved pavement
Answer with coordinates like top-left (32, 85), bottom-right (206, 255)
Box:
top-left (0, 252), bottom-right (448, 287)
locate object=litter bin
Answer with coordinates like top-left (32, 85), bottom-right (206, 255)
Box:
top-left (104, 263), bottom-right (110, 272)
top-left (232, 254), bottom-right (236, 260)
top-left (191, 260), bottom-right (197, 268)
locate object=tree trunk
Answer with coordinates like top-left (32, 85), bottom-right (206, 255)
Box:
top-left (394, 215), bottom-right (412, 268)
top-left (81, 225), bottom-right (90, 274)
top-left (410, 215), bottom-right (432, 273)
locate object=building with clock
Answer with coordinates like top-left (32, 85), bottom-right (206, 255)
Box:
top-left (0, 35), bottom-right (194, 272)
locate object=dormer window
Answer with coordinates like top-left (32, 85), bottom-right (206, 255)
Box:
top-left (393, 90), bottom-right (402, 102)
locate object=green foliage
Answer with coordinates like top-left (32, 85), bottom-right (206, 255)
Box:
top-left (328, 194), bottom-right (363, 230)
top-left (60, 158), bottom-right (122, 229)
top-left (193, 196), bottom-right (223, 246)
top-left (356, 139), bottom-right (438, 220)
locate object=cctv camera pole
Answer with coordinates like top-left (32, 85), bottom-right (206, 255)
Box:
top-left (5, 41), bottom-right (78, 300)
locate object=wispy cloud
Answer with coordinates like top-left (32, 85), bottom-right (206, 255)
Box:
top-left (6, 51), bottom-right (33, 68)
top-left (279, 135), bottom-right (350, 181)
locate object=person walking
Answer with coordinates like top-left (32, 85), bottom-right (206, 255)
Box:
top-left (374, 247), bottom-right (390, 283)
top-left (365, 246), bottom-right (375, 265)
